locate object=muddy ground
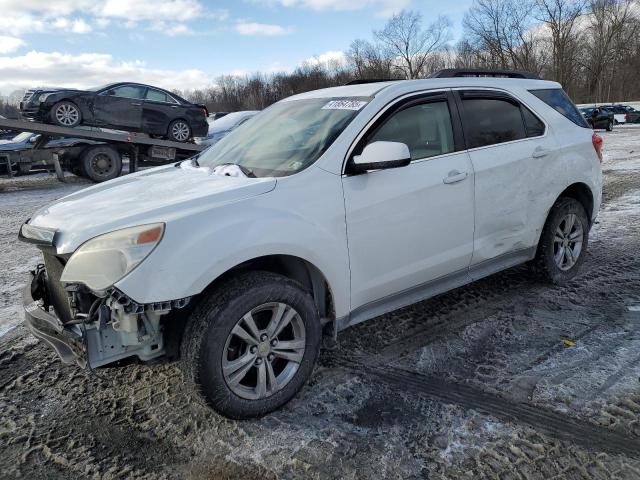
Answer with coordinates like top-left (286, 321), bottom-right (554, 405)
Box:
top-left (1, 126), bottom-right (640, 479)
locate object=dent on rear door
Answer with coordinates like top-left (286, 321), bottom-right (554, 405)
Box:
top-left (469, 135), bottom-right (566, 265)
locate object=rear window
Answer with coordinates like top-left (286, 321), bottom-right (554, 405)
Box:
top-left (461, 98), bottom-right (526, 148)
top-left (529, 88), bottom-right (589, 128)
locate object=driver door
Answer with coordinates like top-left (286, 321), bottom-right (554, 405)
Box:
top-left (342, 91), bottom-right (475, 314)
top-left (93, 84), bottom-right (145, 129)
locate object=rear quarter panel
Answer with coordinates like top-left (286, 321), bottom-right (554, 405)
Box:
top-left (525, 91), bottom-right (602, 230)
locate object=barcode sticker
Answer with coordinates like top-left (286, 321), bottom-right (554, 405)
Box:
top-left (322, 100), bottom-right (368, 111)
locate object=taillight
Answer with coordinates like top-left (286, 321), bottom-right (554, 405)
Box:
top-left (201, 107), bottom-right (209, 117)
top-left (626, 113), bottom-right (630, 123)
top-left (592, 133), bottom-right (603, 163)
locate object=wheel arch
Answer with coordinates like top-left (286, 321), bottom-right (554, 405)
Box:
top-left (199, 254), bottom-right (335, 325)
top-left (556, 182), bottom-right (594, 225)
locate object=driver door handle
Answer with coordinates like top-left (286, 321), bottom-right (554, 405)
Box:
top-left (443, 170), bottom-right (468, 184)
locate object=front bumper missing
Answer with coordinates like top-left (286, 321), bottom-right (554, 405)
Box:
top-left (22, 272), bottom-right (86, 367)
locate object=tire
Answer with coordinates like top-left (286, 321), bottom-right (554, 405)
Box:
top-left (79, 146), bottom-right (122, 182)
top-left (167, 119), bottom-right (191, 142)
top-left (606, 120), bottom-right (613, 131)
top-left (180, 271), bottom-right (321, 419)
top-left (533, 197), bottom-right (589, 284)
top-left (50, 101), bottom-right (82, 128)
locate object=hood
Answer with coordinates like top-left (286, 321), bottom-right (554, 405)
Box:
top-left (0, 140), bottom-right (29, 150)
top-left (28, 164), bottom-right (276, 253)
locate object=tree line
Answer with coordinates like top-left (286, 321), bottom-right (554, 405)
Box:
top-left (177, 0), bottom-right (639, 112)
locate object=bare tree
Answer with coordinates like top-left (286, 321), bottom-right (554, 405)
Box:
top-left (348, 39), bottom-right (399, 79)
top-left (463, 0), bottom-right (544, 72)
top-left (582, 0), bottom-right (638, 101)
top-left (534, 0), bottom-right (585, 94)
top-left (374, 10), bottom-right (451, 79)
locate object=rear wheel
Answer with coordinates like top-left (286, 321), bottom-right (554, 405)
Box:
top-left (80, 146), bottom-right (122, 182)
top-left (533, 197), bottom-right (589, 284)
top-left (168, 119), bottom-right (191, 142)
top-left (180, 271), bottom-right (321, 419)
top-left (50, 101), bottom-right (82, 127)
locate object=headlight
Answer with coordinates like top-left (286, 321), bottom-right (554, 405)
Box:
top-left (61, 223), bottom-right (164, 292)
top-left (38, 93), bottom-right (53, 102)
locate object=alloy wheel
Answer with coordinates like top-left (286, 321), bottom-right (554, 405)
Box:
top-left (222, 302), bottom-right (306, 400)
top-left (55, 104), bottom-right (79, 126)
top-left (171, 121), bottom-right (190, 142)
top-left (553, 213), bottom-right (584, 271)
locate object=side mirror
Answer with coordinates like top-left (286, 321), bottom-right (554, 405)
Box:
top-left (28, 135), bottom-right (38, 143)
top-left (592, 109), bottom-right (599, 117)
top-left (351, 141), bottom-right (411, 173)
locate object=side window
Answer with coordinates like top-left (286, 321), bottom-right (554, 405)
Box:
top-left (145, 88), bottom-right (168, 102)
top-left (461, 97), bottom-right (526, 148)
top-left (111, 85), bottom-right (146, 99)
top-left (521, 106), bottom-right (545, 137)
top-left (367, 100), bottom-right (455, 161)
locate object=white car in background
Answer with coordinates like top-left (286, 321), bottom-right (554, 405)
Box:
top-left (21, 70), bottom-right (602, 419)
top-left (196, 110), bottom-right (259, 147)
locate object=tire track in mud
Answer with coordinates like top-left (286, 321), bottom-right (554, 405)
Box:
top-left (335, 358), bottom-right (640, 458)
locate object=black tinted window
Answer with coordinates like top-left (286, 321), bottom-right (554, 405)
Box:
top-left (529, 88), bottom-right (589, 128)
top-left (462, 98), bottom-right (525, 148)
top-left (111, 85), bottom-right (146, 99)
top-left (146, 89), bottom-right (168, 102)
top-left (521, 106), bottom-right (545, 137)
top-left (368, 101), bottom-right (455, 160)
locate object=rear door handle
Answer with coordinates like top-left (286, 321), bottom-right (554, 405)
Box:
top-left (532, 146), bottom-right (550, 158)
top-left (443, 170), bottom-right (468, 184)
top-left (131, 102), bottom-right (142, 106)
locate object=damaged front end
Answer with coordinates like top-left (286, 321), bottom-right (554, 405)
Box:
top-left (21, 223), bottom-right (190, 369)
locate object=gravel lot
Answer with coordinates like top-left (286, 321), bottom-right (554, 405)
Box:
top-left (1, 126), bottom-right (640, 479)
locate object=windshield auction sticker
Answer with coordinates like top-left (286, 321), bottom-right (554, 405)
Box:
top-left (322, 100), bottom-right (368, 110)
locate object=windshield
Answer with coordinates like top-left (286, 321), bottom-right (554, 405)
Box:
top-left (11, 132), bottom-right (33, 143)
top-left (88, 84), bottom-right (114, 92)
top-left (211, 111), bottom-right (258, 132)
top-left (198, 97), bottom-right (368, 177)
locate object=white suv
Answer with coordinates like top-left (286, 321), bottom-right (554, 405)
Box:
top-left (20, 71), bottom-right (603, 418)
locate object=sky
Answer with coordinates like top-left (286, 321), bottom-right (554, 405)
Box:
top-left (0, 0), bottom-right (474, 97)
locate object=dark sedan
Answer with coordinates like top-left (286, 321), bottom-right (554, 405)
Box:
top-left (20, 83), bottom-right (208, 142)
top-left (579, 107), bottom-right (614, 131)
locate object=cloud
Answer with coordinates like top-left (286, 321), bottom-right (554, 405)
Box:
top-left (254, 0), bottom-right (409, 15)
top-left (51, 17), bottom-right (93, 34)
top-left (304, 50), bottom-right (347, 67)
top-left (0, 0), bottom-right (209, 37)
top-left (0, 50), bottom-right (212, 96)
top-left (235, 22), bottom-right (292, 36)
top-left (149, 21), bottom-right (194, 36)
top-left (0, 36), bottom-right (27, 54)
top-left (96, 0), bottom-right (204, 22)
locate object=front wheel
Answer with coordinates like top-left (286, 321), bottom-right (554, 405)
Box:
top-left (50, 101), bottom-right (82, 127)
top-left (533, 197), bottom-right (589, 284)
top-left (606, 120), bottom-right (613, 131)
top-left (180, 271), bottom-right (321, 419)
top-left (167, 119), bottom-right (191, 142)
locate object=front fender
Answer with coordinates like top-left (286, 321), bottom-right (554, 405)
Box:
top-left (115, 167), bottom-right (351, 317)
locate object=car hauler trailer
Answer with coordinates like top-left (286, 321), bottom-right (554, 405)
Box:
top-left (0, 118), bottom-right (206, 182)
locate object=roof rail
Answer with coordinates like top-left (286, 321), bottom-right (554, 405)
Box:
top-left (429, 68), bottom-right (540, 80)
top-left (344, 79), bottom-right (397, 85)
